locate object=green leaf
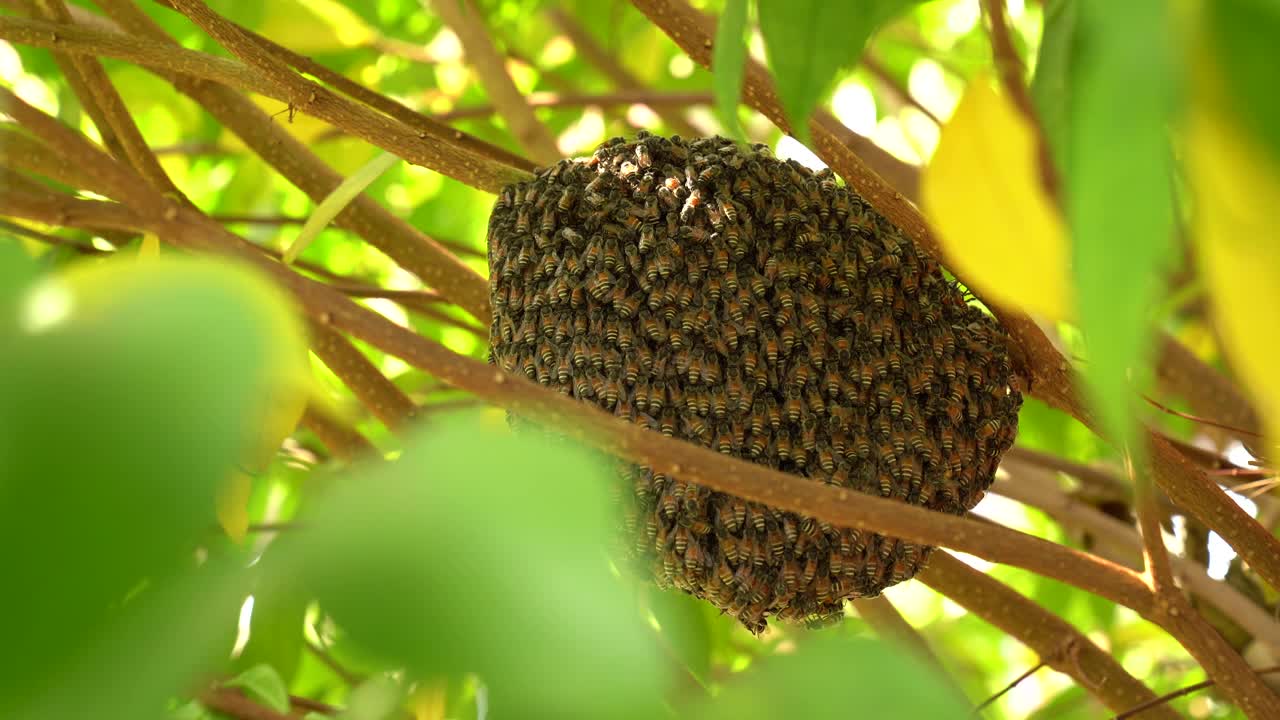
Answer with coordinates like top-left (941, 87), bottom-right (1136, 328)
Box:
top-left (225, 665), bottom-right (291, 714)
top-left (647, 586), bottom-right (713, 684)
top-left (0, 256), bottom-right (304, 719)
top-left (757, 0), bottom-right (918, 142)
top-left (1067, 0), bottom-right (1180, 454)
top-left (336, 677), bottom-right (401, 720)
top-left (234, 547), bottom-right (309, 684)
top-left (170, 701), bottom-right (214, 720)
top-left (280, 415), bottom-right (665, 720)
top-left (1030, 0), bottom-right (1079, 175)
top-left (1206, 0), bottom-right (1280, 167)
top-left (713, 0), bottom-right (749, 141)
top-left (683, 635), bottom-right (966, 719)
top-left (284, 152), bottom-right (401, 264)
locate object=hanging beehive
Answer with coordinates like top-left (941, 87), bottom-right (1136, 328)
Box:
top-left (486, 132), bottom-right (1022, 632)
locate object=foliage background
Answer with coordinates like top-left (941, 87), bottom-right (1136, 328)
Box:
top-left (1, 0), bottom-right (1277, 718)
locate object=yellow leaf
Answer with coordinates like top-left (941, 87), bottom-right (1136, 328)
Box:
top-left (1187, 109), bottom-right (1280, 457)
top-left (258, 0), bottom-right (375, 54)
top-left (409, 679), bottom-right (448, 720)
top-left (137, 233), bottom-right (160, 260)
top-left (921, 75), bottom-right (1073, 320)
top-left (217, 469), bottom-right (253, 543)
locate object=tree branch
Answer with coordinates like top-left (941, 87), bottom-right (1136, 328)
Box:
top-left (918, 553), bottom-right (1179, 719)
top-left (309, 321), bottom-right (417, 432)
top-left (1155, 333), bottom-right (1263, 448)
top-left (80, 1), bottom-right (494, 323)
top-left (993, 460), bottom-right (1280, 657)
top-left (1113, 665), bottom-right (1280, 720)
top-left (427, 0), bottom-right (561, 165)
top-left (300, 406), bottom-right (374, 461)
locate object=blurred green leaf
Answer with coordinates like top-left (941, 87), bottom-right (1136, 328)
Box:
top-left (1031, 0), bottom-right (1078, 176)
top-left (1067, 0), bottom-right (1179, 453)
top-left (758, 0), bottom-right (918, 142)
top-left (281, 416), bottom-right (665, 720)
top-left (170, 700), bottom-right (215, 720)
top-left (336, 677), bottom-right (402, 720)
top-left (234, 555), bottom-right (309, 683)
top-left (225, 664), bottom-right (291, 714)
top-left (713, 0), bottom-right (749, 141)
top-left (0, 256), bottom-right (305, 718)
top-left (1206, 0), bottom-right (1280, 166)
top-left (647, 586), bottom-right (713, 684)
top-left (682, 635), bottom-right (966, 719)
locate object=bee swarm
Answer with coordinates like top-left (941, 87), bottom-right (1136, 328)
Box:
top-left (486, 133), bottom-right (1021, 632)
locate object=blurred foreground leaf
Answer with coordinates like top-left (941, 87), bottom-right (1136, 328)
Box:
top-left (1066, 0), bottom-right (1178, 452)
top-left (224, 664), bottom-right (291, 713)
top-left (712, 0), bottom-right (749, 142)
top-left (1188, 108), bottom-right (1280, 458)
top-left (0, 256), bottom-right (307, 718)
top-left (682, 635), bottom-right (966, 719)
top-left (279, 417), bottom-right (665, 720)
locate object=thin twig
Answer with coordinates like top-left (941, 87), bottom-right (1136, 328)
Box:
top-left (1155, 333), bottom-right (1263, 448)
top-left (1113, 665), bottom-right (1280, 720)
top-left (971, 658), bottom-right (1048, 716)
top-left (1143, 394), bottom-right (1263, 438)
top-left (305, 639), bottom-right (364, 685)
top-left (428, 0), bottom-right (561, 165)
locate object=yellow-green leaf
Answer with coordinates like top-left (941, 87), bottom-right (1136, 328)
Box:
top-left (137, 233), bottom-right (160, 260)
top-left (1188, 108), bottom-right (1280, 457)
top-left (216, 470), bottom-right (253, 543)
top-left (922, 75), bottom-right (1072, 320)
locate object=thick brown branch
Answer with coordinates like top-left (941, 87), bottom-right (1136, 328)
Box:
top-left (213, 11), bottom-right (535, 175)
top-left (428, 0), bottom-right (561, 165)
top-left (918, 554), bottom-right (1178, 719)
top-left (628, 0), bottom-right (1280, 604)
top-left (309, 322), bottom-right (417, 432)
top-left (439, 90), bottom-right (715, 123)
top-left (0, 182), bottom-right (1159, 618)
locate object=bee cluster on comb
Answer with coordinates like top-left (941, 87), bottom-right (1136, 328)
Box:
top-left (486, 132), bottom-right (1021, 632)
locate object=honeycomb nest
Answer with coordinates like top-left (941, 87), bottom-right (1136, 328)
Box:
top-left (486, 133), bottom-right (1021, 632)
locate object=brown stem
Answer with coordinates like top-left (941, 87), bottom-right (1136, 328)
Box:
top-left (546, 7), bottom-right (702, 138)
top-left (850, 596), bottom-right (970, 706)
top-left (214, 214), bottom-right (486, 260)
top-left (199, 688), bottom-right (292, 720)
top-left (19, 0), bottom-right (179, 194)
top-left (212, 10), bottom-right (535, 175)
top-left (309, 322), bottom-right (417, 432)
top-left (427, 0), bottom-right (561, 165)
top-left (918, 554), bottom-right (1179, 719)
top-left (84, 0), bottom-right (494, 323)
top-left (300, 406), bottom-right (374, 461)
top-left (157, 0), bottom-right (530, 191)
top-left (628, 0), bottom-right (1280, 605)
